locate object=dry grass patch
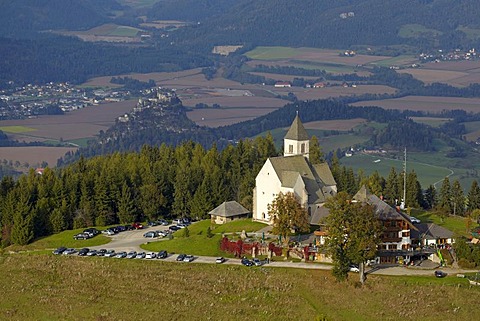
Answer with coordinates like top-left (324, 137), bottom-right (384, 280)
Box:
top-left (0, 255), bottom-right (478, 321)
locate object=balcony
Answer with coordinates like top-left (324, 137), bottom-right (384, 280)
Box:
top-left (382, 237), bottom-right (402, 243)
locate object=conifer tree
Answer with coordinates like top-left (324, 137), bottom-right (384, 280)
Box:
top-left (451, 180), bottom-right (465, 216)
top-left (309, 135), bottom-right (324, 164)
top-left (467, 180), bottom-right (480, 213)
top-left (438, 177), bottom-right (452, 214)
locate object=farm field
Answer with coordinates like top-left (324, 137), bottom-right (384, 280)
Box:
top-left (54, 23), bottom-right (144, 43)
top-left (350, 95), bottom-right (480, 113)
top-left (340, 153), bottom-right (453, 188)
top-left (0, 254), bottom-right (478, 321)
top-left (0, 99), bottom-right (137, 167)
top-left (0, 146), bottom-right (77, 168)
top-left (303, 118), bottom-right (367, 131)
top-left (410, 116), bottom-right (451, 128)
top-left (399, 60), bottom-right (480, 86)
top-left (463, 120), bottom-right (480, 142)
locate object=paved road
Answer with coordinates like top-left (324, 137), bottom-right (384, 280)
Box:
top-left (88, 226), bottom-right (479, 277)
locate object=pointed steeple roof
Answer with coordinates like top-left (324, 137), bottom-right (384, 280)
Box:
top-left (284, 114), bottom-right (309, 141)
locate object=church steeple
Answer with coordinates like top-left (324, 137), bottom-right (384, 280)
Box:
top-left (284, 114), bottom-right (310, 158)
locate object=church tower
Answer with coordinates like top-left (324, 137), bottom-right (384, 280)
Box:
top-left (283, 114), bottom-right (310, 159)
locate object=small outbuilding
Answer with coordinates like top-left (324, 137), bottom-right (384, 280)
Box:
top-left (209, 201), bottom-right (251, 225)
top-left (412, 223), bottom-right (454, 247)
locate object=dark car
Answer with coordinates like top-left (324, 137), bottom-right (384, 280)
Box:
top-left (97, 249), bottom-right (107, 256)
top-left (435, 270), bottom-right (447, 278)
top-left (176, 254), bottom-right (186, 261)
top-left (53, 247), bottom-right (67, 255)
top-left (147, 221), bottom-right (158, 227)
top-left (157, 250), bottom-right (168, 259)
top-left (78, 248), bottom-right (89, 256)
top-left (241, 257), bottom-right (254, 267)
top-left (169, 225), bottom-right (181, 231)
top-left (124, 225), bottom-right (135, 231)
top-left (83, 228), bottom-right (99, 237)
top-left (114, 225), bottom-right (127, 232)
top-left (156, 219), bottom-right (169, 226)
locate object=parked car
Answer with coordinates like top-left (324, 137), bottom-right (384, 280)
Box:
top-left (78, 248), bottom-right (89, 256)
top-left (215, 257), bottom-right (226, 264)
top-left (115, 251), bottom-right (127, 258)
top-left (124, 225), bottom-right (135, 231)
top-left (83, 228), bottom-right (100, 237)
top-left (409, 216), bottom-right (421, 224)
top-left (73, 232), bottom-right (91, 240)
top-left (147, 221), bottom-right (158, 227)
top-left (169, 225), bottom-right (181, 231)
top-left (102, 229), bottom-right (116, 236)
top-left (63, 248), bottom-right (76, 255)
top-left (53, 247), bottom-right (67, 255)
top-left (253, 258), bottom-right (263, 266)
top-left (156, 219), bottom-right (169, 226)
top-left (157, 250), bottom-right (168, 259)
top-left (176, 254), bottom-right (186, 261)
top-left (183, 255), bottom-right (195, 262)
top-left (176, 223), bottom-right (186, 229)
top-left (145, 252), bottom-right (157, 259)
top-left (435, 270), bottom-right (447, 278)
top-left (143, 231), bottom-right (158, 238)
top-left (172, 219), bottom-right (183, 225)
top-left (136, 252), bottom-right (146, 259)
top-left (126, 251), bottom-right (137, 259)
top-left (105, 250), bottom-right (116, 257)
top-left (97, 249), bottom-right (107, 256)
top-left (349, 265), bottom-right (360, 273)
top-left (132, 222), bottom-right (144, 229)
top-left (241, 257), bottom-right (254, 266)
top-left (86, 249), bottom-right (97, 256)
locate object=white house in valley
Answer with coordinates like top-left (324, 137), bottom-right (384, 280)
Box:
top-left (252, 115), bottom-right (337, 224)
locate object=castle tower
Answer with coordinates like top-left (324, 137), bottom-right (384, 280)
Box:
top-left (283, 114), bottom-right (310, 159)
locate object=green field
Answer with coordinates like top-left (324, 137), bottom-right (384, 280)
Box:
top-left (340, 153), bottom-right (452, 188)
top-left (5, 228), bottom-right (111, 252)
top-left (370, 55), bottom-right (417, 67)
top-left (0, 254), bottom-right (479, 320)
top-left (398, 24), bottom-right (443, 39)
top-left (411, 117), bottom-right (451, 128)
top-left (245, 46), bottom-right (303, 60)
top-left (108, 26), bottom-right (142, 37)
top-left (411, 209), bottom-right (470, 238)
top-left (0, 125), bottom-right (36, 133)
top-left (287, 61), bottom-right (357, 74)
top-left (457, 26), bottom-right (480, 40)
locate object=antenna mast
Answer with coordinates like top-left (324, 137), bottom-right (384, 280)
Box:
top-left (401, 147), bottom-right (407, 209)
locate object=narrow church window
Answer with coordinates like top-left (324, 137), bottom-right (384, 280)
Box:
top-left (289, 145), bottom-right (293, 153)
top-left (301, 143), bottom-right (305, 153)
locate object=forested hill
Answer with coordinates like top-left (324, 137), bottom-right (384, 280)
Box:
top-left (147, 0), bottom-right (239, 22)
top-left (174, 0), bottom-right (480, 50)
top-left (0, 0), bottom-right (121, 37)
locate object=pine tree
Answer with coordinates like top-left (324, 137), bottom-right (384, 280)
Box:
top-left (424, 185), bottom-right (437, 209)
top-left (309, 135), bottom-right (324, 164)
top-left (117, 182), bottom-right (136, 224)
top-left (467, 180), bottom-right (480, 213)
top-left (11, 193), bottom-right (34, 245)
top-left (451, 180), bottom-right (465, 216)
top-left (405, 171), bottom-right (422, 208)
top-left (384, 167), bottom-right (399, 205)
top-left (438, 177), bottom-right (452, 214)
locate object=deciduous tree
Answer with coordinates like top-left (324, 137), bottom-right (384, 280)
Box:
top-left (324, 192), bottom-right (382, 284)
top-left (268, 192), bottom-right (309, 246)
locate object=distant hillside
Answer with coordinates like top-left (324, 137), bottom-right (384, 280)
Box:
top-left (0, 0), bottom-right (121, 37)
top-left (147, 0), bottom-right (238, 22)
top-left (173, 0), bottom-right (480, 50)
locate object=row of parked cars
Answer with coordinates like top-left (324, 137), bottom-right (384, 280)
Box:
top-left (73, 228), bottom-right (100, 240)
top-left (53, 246), bottom-right (170, 260)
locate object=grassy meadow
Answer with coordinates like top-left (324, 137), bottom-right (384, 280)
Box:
top-left (0, 254), bottom-right (479, 320)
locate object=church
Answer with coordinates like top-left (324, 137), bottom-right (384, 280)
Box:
top-left (252, 115), bottom-right (337, 224)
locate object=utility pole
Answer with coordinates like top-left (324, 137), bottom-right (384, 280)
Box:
top-left (401, 147), bottom-right (407, 210)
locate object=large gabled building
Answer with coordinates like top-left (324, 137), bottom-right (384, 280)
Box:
top-left (253, 115), bottom-right (337, 224)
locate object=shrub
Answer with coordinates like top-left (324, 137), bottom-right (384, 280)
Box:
top-left (458, 258), bottom-right (476, 269)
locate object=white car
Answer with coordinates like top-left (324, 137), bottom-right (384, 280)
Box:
top-left (183, 255), bottom-right (195, 262)
top-left (215, 257), bottom-right (226, 264)
top-left (145, 252), bottom-right (156, 259)
top-left (409, 216), bottom-right (421, 224)
top-left (136, 252), bottom-right (146, 259)
top-left (126, 251), bottom-right (137, 259)
top-left (349, 265), bottom-right (360, 273)
top-left (104, 250), bottom-right (116, 257)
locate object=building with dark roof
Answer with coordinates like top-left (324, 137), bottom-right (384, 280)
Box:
top-left (209, 201), bottom-right (251, 225)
